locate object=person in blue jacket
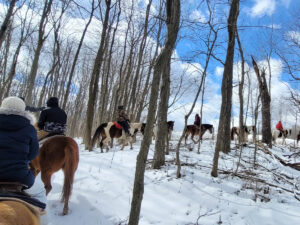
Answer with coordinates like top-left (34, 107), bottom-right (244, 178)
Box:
top-left (0, 96), bottom-right (39, 189)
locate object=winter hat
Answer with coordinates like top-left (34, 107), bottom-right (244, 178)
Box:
top-left (47, 97), bottom-right (59, 107)
top-left (0, 96), bottom-right (26, 112)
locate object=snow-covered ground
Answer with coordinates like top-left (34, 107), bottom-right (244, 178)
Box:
top-left (46, 132), bottom-right (300, 225)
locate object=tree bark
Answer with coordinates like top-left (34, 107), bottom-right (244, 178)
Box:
top-left (26, 0), bottom-right (53, 104)
top-left (0, 0), bottom-right (18, 49)
top-left (128, 1), bottom-right (180, 224)
top-left (85, 0), bottom-right (112, 150)
top-left (252, 56), bottom-right (272, 147)
top-left (152, 54), bottom-right (171, 169)
top-left (211, 0), bottom-right (240, 177)
top-left (62, 0), bottom-right (96, 110)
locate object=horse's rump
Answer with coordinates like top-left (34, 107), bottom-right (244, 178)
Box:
top-left (0, 198), bottom-right (41, 225)
top-left (31, 136), bottom-right (79, 215)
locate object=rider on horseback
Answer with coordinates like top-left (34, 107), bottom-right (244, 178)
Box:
top-left (117, 105), bottom-right (131, 137)
top-left (0, 97), bottom-right (39, 188)
top-left (38, 97), bottom-right (67, 140)
top-left (276, 120), bottom-right (284, 137)
top-left (194, 113), bottom-right (201, 127)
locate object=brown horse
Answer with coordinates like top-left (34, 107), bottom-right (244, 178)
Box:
top-left (0, 199), bottom-right (40, 225)
top-left (184, 124), bottom-right (214, 144)
top-left (30, 136), bottom-right (79, 215)
top-left (91, 122), bottom-right (133, 152)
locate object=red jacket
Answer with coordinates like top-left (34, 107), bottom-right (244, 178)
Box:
top-left (276, 122), bottom-right (283, 131)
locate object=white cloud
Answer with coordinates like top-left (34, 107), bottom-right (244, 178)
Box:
top-left (249, 0), bottom-right (276, 17)
top-left (189, 10), bottom-right (206, 23)
top-left (286, 31), bottom-right (300, 44)
top-left (215, 66), bottom-right (224, 77)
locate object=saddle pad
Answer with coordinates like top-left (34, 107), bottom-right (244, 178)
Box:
top-left (0, 197), bottom-right (46, 216)
top-left (39, 134), bottom-right (66, 147)
top-left (113, 122), bottom-right (122, 130)
top-left (0, 192), bottom-right (46, 209)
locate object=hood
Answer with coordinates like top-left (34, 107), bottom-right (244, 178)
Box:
top-left (47, 97), bottom-right (59, 107)
top-left (0, 108), bottom-right (36, 131)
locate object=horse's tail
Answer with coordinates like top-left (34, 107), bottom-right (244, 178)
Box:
top-left (230, 128), bottom-right (234, 140)
top-left (62, 138), bottom-right (79, 203)
top-left (91, 123), bottom-right (107, 148)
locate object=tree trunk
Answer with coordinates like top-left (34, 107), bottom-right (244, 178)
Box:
top-left (62, 0), bottom-right (96, 110)
top-left (0, 0), bottom-right (18, 49)
top-left (26, 0), bottom-right (53, 104)
top-left (152, 54), bottom-right (171, 169)
top-left (252, 56), bottom-right (272, 147)
top-left (85, 0), bottom-right (111, 150)
top-left (211, 0), bottom-right (240, 177)
top-left (128, 1), bottom-right (180, 224)
top-left (128, 0), bottom-right (152, 120)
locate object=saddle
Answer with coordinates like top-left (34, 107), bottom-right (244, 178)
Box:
top-left (39, 134), bottom-right (66, 147)
top-left (0, 182), bottom-right (46, 210)
top-left (113, 122), bottom-right (122, 130)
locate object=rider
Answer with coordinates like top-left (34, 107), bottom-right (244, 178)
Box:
top-left (117, 105), bottom-right (131, 137)
top-left (276, 120), bottom-right (283, 137)
top-left (0, 96), bottom-right (39, 189)
top-left (38, 97), bottom-right (67, 140)
top-left (194, 113), bottom-right (201, 127)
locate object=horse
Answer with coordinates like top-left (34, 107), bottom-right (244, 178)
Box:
top-left (152, 121), bottom-right (175, 141)
top-left (272, 129), bottom-right (291, 145)
top-left (30, 136), bottom-right (79, 215)
top-left (0, 182), bottom-right (45, 225)
top-left (184, 123), bottom-right (214, 144)
top-left (0, 200), bottom-right (40, 225)
top-left (91, 122), bottom-right (134, 152)
top-left (231, 126), bottom-right (251, 143)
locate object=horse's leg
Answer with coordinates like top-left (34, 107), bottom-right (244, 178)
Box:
top-left (185, 132), bottom-right (189, 144)
top-left (41, 171), bottom-right (53, 195)
top-left (130, 139), bottom-right (133, 150)
top-left (191, 133), bottom-right (196, 144)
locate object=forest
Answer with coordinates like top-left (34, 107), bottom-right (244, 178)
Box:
top-left (0, 0), bottom-right (300, 225)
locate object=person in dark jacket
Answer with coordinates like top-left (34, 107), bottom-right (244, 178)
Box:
top-left (38, 97), bottom-right (67, 139)
top-left (117, 105), bottom-right (131, 137)
top-left (0, 96), bottom-right (39, 188)
top-left (194, 113), bottom-right (201, 127)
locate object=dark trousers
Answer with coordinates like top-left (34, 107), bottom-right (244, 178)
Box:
top-left (119, 121), bottom-right (130, 134)
top-left (194, 121), bottom-right (200, 126)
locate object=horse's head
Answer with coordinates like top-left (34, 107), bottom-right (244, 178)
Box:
top-left (167, 121), bottom-right (175, 130)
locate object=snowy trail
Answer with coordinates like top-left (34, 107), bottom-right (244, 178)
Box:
top-left (46, 133), bottom-right (300, 225)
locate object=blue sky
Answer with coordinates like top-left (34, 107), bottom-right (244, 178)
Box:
top-left (166, 0), bottom-right (300, 130)
top-left (176, 0), bottom-right (299, 87)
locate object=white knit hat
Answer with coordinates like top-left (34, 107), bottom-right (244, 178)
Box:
top-left (0, 96), bottom-right (26, 112)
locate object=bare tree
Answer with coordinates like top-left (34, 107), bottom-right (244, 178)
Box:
top-left (85, 0), bottom-right (112, 150)
top-left (25, 0), bottom-right (54, 104)
top-left (252, 56), bottom-right (272, 146)
top-left (0, 0), bottom-right (18, 49)
top-left (128, 0), bottom-right (180, 224)
top-left (211, 0), bottom-right (240, 177)
top-left (62, 0), bottom-right (97, 110)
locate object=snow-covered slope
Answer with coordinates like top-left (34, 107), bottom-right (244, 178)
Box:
top-left (46, 132), bottom-right (300, 225)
